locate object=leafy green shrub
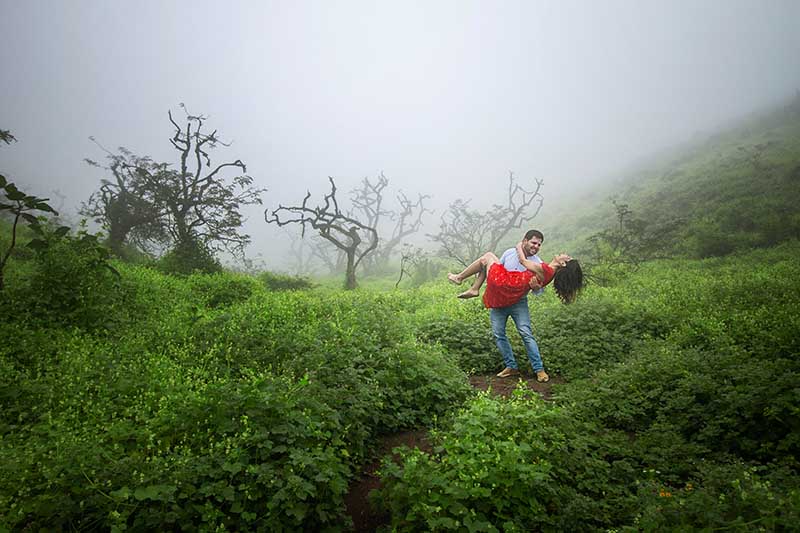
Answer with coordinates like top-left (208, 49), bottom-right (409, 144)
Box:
top-left (535, 298), bottom-right (669, 380)
top-left (0, 361), bottom-right (356, 531)
top-left (0, 173), bottom-right (59, 290)
top-left (363, 341), bottom-right (472, 432)
top-left (0, 224), bottom-right (124, 330)
top-left (630, 462), bottom-right (800, 531)
top-left (375, 389), bottom-right (626, 532)
top-left (157, 239), bottom-right (222, 275)
top-left (186, 272), bottom-right (260, 309)
top-left (564, 341), bottom-right (800, 478)
top-left (0, 323), bottom-right (73, 433)
top-left (187, 291), bottom-right (471, 435)
top-left (400, 253), bottom-right (445, 288)
top-left (416, 318), bottom-right (498, 374)
top-left (258, 270), bottom-right (314, 291)
top-left (0, 285), bottom-right (473, 531)
top-left (683, 217), bottom-right (746, 259)
top-left (410, 258), bottom-right (444, 287)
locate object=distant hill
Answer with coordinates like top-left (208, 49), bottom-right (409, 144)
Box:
top-left (538, 94), bottom-right (800, 260)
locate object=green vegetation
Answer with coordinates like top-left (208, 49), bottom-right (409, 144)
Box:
top-left (376, 242), bottom-right (800, 531)
top-left (2, 105), bottom-right (799, 530)
top-left (0, 253), bottom-right (472, 530)
top-left (2, 229), bottom-right (798, 530)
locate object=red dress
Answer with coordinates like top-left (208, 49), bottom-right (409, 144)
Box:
top-left (482, 262), bottom-right (555, 309)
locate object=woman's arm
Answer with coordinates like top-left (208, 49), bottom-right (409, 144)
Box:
top-left (516, 242), bottom-right (545, 277)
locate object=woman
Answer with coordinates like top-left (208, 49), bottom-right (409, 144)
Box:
top-left (447, 242), bottom-right (583, 306)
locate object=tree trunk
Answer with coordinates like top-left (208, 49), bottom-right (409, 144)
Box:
top-left (106, 222), bottom-right (129, 257)
top-left (344, 251), bottom-right (357, 290)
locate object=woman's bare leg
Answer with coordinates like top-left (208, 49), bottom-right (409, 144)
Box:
top-left (457, 269), bottom-right (486, 299)
top-left (447, 252), bottom-right (499, 299)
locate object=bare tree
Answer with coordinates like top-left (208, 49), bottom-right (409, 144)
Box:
top-left (84, 105), bottom-right (266, 269)
top-left (349, 173), bottom-right (431, 270)
top-left (428, 172), bottom-right (543, 266)
top-left (266, 177), bottom-right (378, 289)
top-left (350, 172), bottom-right (390, 229)
top-left (377, 190), bottom-right (431, 264)
top-left (154, 105), bottom-right (266, 260)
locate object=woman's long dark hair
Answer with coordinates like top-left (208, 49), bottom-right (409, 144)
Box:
top-left (553, 259), bottom-right (583, 304)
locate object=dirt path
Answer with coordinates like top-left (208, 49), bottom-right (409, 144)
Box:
top-left (468, 372), bottom-right (563, 401)
top-left (343, 429), bottom-right (432, 532)
top-left (343, 373), bottom-right (561, 531)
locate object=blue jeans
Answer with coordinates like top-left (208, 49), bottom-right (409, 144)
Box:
top-left (489, 297), bottom-right (544, 372)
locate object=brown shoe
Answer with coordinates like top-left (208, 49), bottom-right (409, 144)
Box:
top-left (535, 370), bottom-right (550, 383)
top-left (496, 367), bottom-right (520, 378)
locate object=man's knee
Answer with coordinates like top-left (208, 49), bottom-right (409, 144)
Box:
top-left (491, 323), bottom-right (508, 340)
top-left (515, 324), bottom-right (534, 339)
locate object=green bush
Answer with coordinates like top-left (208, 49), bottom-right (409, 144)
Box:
top-left (408, 257), bottom-right (445, 288)
top-left (258, 270), bottom-right (314, 291)
top-left (0, 226), bottom-right (124, 330)
top-left (375, 389), bottom-right (626, 532)
top-left (416, 318), bottom-right (498, 374)
top-left (535, 297), bottom-right (669, 380)
top-left (0, 282), bottom-right (474, 530)
top-left (630, 462), bottom-right (800, 531)
top-left (0, 348), bottom-right (356, 531)
top-left (157, 240), bottom-right (222, 275)
top-left (186, 272), bottom-right (260, 309)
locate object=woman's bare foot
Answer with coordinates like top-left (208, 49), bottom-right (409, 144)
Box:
top-left (457, 289), bottom-right (479, 299)
top-left (447, 273), bottom-right (462, 285)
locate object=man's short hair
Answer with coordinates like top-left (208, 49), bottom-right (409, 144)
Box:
top-left (524, 229), bottom-right (544, 242)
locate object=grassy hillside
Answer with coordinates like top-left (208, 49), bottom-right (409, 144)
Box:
top-left (536, 95), bottom-right (800, 260)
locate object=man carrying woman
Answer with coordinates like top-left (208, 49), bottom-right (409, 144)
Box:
top-left (447, 230), bottom-right (582, 382)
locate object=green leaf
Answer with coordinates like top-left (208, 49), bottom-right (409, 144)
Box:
top-left (222, 462), bottom-right (244, 474)
top-left (26, 239), bottom-right (48, 251)
top-left (110, 486), bottom-right (132, 500)
top-left (54, 226), bottom-right (70, 238)
top-left (0, 174), bottom-right (6, 187)
top-left (33, 202), bottom-right (56, 213)
top-left (20, 213), bottom-right (39, 225)
top-left (133, 484), bottom-right (176, 501)
top-left (4, 186), bottom-right (24, 201)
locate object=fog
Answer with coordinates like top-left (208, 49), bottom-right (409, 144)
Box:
top-left (3, 0), bottom-right (800, 272)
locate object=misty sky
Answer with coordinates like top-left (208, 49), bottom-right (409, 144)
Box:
top-left (3, 0), bottom-right (800, 269)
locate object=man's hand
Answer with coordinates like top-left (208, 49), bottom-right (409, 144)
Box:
top-left (529, 276), bottom-right (543, 291)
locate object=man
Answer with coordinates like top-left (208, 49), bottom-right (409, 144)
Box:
top-left (491, 229), bottom-right (550, 382)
